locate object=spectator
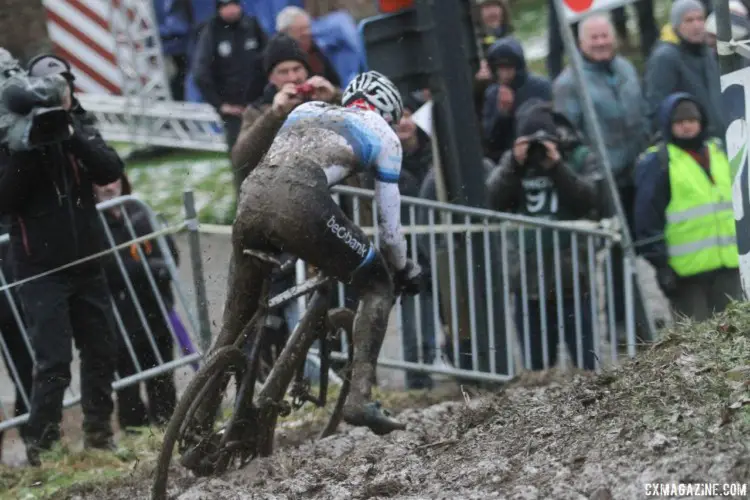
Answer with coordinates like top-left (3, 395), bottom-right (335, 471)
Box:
top-left (193, 0), bottom-right (268, 164)
top-left (276, 6), bottom-right (342, 88)
top-left (555, 15), bottom-right (648, 188)
top-left (482, 37), bottom-right (552, 162)
top-left (634, 93), bottom-right (740, 321)
top-left (93, 175), bottom-right (179, 432)
top-left (473, 0), bottom-right (513, 120)
top-left (231, 34), bottom-right (340, 187)
top-left (644, 0), bottom-right (726, 138)
top-left (476, 0), bottom-right (513, 55)
top-left (0, 54), bottom-right (123, 465)
top-left (486, 99), bottom-right (600, 371)
top-left (0, 223), bottom-right (33, 454)
top-left (553, 14), bottom-right (649, 328)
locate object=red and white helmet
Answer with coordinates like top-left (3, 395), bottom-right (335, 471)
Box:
top-left (342, 70), bottom-right (403, 125)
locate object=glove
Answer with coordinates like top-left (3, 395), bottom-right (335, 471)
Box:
top-left (394, 259), bottom-right (423, 296)
top-left (656, 266), bottom-right (678, 297)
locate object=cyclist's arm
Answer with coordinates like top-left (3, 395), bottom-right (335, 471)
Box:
top-left (371, 121), bottom-right (408, 271)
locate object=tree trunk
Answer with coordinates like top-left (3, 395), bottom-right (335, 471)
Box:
top-left (0, 0), bottom-right (50, 64)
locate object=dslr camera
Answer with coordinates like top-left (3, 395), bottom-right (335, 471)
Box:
top-left (295, 82), bottom-right (315, 101)
top-left (525, 129), bottom-right (558, 166)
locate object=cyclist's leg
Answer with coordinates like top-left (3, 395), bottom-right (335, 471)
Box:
top-left (252, 167), bottom-right (400, 433)
top-left (212, 220), bottom-right (273, 354)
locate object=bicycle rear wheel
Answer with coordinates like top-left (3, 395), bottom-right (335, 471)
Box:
top-left (319, 307), bottom-right (355, 439)
top-left (151, 346), bottom-right (248, 500)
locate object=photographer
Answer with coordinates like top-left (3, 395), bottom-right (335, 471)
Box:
top-left (486, 99), bottom-right (600, 371)
top-left (0, 53), bottom-right (123, 465)
top-left (231, 33), bottom-right (340, 190)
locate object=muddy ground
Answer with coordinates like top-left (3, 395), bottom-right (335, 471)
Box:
top-left (54, 302), bottom-right (750, 500)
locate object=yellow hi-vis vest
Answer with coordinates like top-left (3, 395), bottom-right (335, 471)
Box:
top-left (661, 141), bottom-right (739, 277)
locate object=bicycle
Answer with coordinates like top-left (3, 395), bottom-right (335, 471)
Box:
top-left (151, 248), bottom-right (357, 500)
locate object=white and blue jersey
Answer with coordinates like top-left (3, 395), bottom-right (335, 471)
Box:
top-left (264, 101), bottom-right (408, 270)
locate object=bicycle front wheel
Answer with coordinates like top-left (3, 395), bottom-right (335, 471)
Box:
top-left (151, 346), bottom-right (248, 500)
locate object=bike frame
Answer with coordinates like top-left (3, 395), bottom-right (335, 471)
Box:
top-left (218, 255), bottom-right (343, 458)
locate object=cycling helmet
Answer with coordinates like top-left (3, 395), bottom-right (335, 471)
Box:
top-left (342, 70), bottom-right (403, 125)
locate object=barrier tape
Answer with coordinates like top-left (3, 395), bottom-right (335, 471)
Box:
top-left (0, 221), bottom-right (187, 293)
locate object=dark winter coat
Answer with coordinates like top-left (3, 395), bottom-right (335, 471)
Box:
top-left (0, 108), bottom-right (124, 278)
top-left (482, 37), bottom-right (553, 161)
top-left (192, 14), bottom-right (268, 109)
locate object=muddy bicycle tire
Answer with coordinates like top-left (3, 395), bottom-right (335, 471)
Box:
top-left (151, 346), bottom-right (248, 500)
top-left (319, 307), bottom-right (355, 439)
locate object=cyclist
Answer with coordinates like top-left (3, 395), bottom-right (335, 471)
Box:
top-left (220, 70), bottom-right (422, 435)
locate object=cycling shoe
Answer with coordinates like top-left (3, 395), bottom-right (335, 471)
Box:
top-left (342, 401), bottom-right (406, 435)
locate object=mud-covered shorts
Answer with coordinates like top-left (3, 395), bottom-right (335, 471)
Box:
top-left (235, 163), bottom-right (378, 282)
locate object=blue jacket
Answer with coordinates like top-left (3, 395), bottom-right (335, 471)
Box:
top-left (553, 56), bottom-right (649, 186)
top-left (482, 38), bottom-right (552, 161)
top-left (633, 92), bottom-right (713, 269)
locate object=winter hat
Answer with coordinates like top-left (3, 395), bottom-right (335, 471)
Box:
top-left (515, 99), bottom-right (558, 139)
top-left (27, 54), bottom-right (74, 82)
top-left (486, 37), bottom-right (525, 73)
top-left (216, 0), bottom-right (240, 9)
top-left (670, 0), bottom-right (705, 29)
top-left (672, 99), bottom-right (702, 122)
top-left (263, 33), bottom-right (311, 77)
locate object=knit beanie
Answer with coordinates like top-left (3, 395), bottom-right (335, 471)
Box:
top-left (263, 34), bottom-right (312, 77)
top-left (671, 99), bottom-right (702, 122)
top-left (515, 99), bottom-right (558, 139)
top-left (216, 0), bottom-right (240, 9)
top-left (670, 0), bottom-right (705, 29)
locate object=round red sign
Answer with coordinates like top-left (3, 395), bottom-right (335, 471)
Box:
top-left (563, 0), bottom-right (594, 13)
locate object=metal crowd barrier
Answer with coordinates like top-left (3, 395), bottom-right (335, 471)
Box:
top-left (306, 185), bottom-right (638, 383)
top-left (0, 195), bottom-right (205, 433)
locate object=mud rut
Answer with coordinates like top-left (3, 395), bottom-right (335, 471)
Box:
top-left (66, 357), bottom-right (750, 500)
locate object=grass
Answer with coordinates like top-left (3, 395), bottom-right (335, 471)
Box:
top-left (611, 301), bottom-right (750, 435)
top-left (125, 157), bottom-right (237, 225)
top-left (0, 428), bottom-right (164, 500)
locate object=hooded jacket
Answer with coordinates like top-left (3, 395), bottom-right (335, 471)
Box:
top-left (486, 100), bottom-right (601, 297)
top-left (553, 55), bottom-right (649, 186)
top-left (644, 39), bottom-right (725, 139)
top-left (482, 38), bottom-right (552, 161)
top-left (634, 92), bottom-right (720, 269)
